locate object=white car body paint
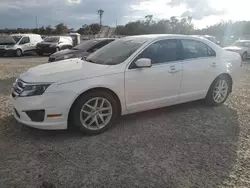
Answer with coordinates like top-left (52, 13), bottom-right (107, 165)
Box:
top-left (10, 34), bottom-right (242, 130)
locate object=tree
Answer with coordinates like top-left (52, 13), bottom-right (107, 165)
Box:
top-left (97, 9), bottom-right (104, 27)
top-left (54, 23), bottom-right (68, 34)
top-left (89, 23), bottom-right (101, 34)
top-left (45, 25), bottom-right (54, 34)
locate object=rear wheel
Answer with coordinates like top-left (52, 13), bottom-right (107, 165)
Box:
top-left (205, 75), bottom-right (231, 106)
top-left (70, 91), bottom-right (119, 135)
top-left (242, 52), bottom-right (247, 61)
top-left (16, 49), bottom-right (22, 57)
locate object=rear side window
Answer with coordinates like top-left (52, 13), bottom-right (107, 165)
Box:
top-left (137, 39), bottom-right (181, 64)
top-left (181, 39), bottom-right (216, 60)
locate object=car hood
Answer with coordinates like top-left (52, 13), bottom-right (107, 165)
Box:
top-left (51, 49), bottom-right (89, 58)
top-left (223, 46), bottom-right (245, 51)
top-left (19, 58), bottom-right (111, 83)
top-left (51, 49), bottom-right (75, 57)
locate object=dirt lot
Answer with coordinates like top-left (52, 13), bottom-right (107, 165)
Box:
top-left (0, 56), bottom-right (250, 188)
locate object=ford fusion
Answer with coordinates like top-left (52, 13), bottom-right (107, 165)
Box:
top-left (11, 35), bottom-right (242, 134)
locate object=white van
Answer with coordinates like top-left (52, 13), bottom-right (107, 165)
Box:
top-left (5, 34), bottom-right (42, 56)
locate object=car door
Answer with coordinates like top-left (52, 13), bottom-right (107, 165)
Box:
top-left (125, 39), bottom-right (183, 113)
top-left (19, 37), bottom-right (31, 52)
top-left (179, 39), bottom-right (219, 103)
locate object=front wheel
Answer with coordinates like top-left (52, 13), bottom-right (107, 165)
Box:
top-left (70, 91), bottom-right (119, 134)
top-left (36, 51), bottom-right (43, 56)
top-left (205, 75), bottom-right (231, 106)
top-left (16, 49), bottom-right (22, 57)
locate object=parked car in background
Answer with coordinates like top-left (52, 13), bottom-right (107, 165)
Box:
top-left (0, 34), bottom-right (42, 57)
top-left (11, 34), bottom-right (241, 135)
top-left (48, 38), bottom-right (115, 62)
top-left (223, 40), bottom-right (250, 60)
top-left (199, 35), bottom-right (220, 45)
top-left (36, 36), bottom-right (73, 55)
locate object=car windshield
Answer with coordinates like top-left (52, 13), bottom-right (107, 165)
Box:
top-left (233, 41), bottom-right (250, 47)
top-left (86, 38), bottom-right (147, 65)
top-left (72, 40), bottom-right (99, 50)
top-left (44, 37), bottom-right (59, 42)
top-left (0, 36), bottom-right (16, 45)
top-left (12, 36), bottom-right (22, 43)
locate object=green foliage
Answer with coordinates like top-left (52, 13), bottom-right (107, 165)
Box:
top-left (115, 16), bottom-right (194, 35)
top-left (2, 16), bottom-right (250, 40)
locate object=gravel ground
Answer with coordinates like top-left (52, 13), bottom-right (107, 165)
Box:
top-left (0, 56), bottom-right (250, 188)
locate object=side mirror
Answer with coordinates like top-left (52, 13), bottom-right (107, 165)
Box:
top-left (135, 58), bottom-right (152, 68)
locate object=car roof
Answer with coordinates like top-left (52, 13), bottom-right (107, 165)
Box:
top-left (122, 34), bottom-right (213, 42)
top-left (94, 38), bottom-right (116, 41)
top-left (236, 40), bottom-right (250, 42)
top-left (11, 34), bottom-right (41, 37)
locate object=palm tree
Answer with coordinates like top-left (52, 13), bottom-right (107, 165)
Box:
top-left (97, 9), bottom-right (104, 27)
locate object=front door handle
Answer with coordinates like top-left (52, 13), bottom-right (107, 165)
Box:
top-left (168, 68), bottom-right (180, 73)
top-left (210, 62), bottom-right (218, 67)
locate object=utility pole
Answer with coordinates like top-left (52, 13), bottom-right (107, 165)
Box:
top-left (35, 16), bottom-right (38, 28)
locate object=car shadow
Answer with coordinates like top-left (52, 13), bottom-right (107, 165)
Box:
top-left (0, 100), bottom-right (239, 187)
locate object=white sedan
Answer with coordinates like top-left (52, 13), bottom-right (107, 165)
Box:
top-left (11, 34), bottom-right (242, 134)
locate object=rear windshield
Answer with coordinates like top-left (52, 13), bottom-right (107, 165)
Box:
top-left (44, 37), bottom-right (59, 42)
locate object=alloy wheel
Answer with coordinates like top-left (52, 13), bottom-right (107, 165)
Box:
top-left (80, 97), bottom-right (113, 130)
top-left (213, 80), bottom-right (229, 103)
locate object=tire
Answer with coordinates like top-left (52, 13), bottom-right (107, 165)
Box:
top-left (16, 49), bottom-right (22, 57)
top-left (242, 52), bottom-right (247, 61)
top-left (69, 91), bottom-right (119, 135)
top-left (205, 75), bottom-right (231, 106)
top-left (36, 51), bottom-right (43, 56)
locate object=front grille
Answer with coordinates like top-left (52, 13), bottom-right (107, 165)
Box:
top-left (11, 79), bottom-right (26, 98)
top-left (38, 44), bottom-right (51, 48)
top-left (48, 57), bottom-right (55, 62)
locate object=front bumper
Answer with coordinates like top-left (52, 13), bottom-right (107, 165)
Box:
top-left (10, 91), bottom-right (75, 130)
top-left (36, 46), bottom-right (57, 54)
top-left (0, 49), bottom-right (16, 56)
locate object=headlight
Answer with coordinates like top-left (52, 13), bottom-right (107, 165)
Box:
top-left (63, 54), bottom-right (74, 59)
top-left (20, 84), bottom-right (51, 97)
top-left (6, 45), bottom-right (14, 49)
top-left (50, 44), bottom-right (57, 48)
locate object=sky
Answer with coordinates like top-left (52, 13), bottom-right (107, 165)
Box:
top-left (0, 0), bottom-right (249, 29)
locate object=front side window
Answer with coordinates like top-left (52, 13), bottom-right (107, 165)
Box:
top-left (136, 39), bottom-right (180, 64)
top-left (19, 37), bottom-right (30, 44)
top-left (181, 39), bottom-right (216, 59)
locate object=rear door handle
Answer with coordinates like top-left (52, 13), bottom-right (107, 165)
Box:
top-left (210, 62), bottom-right (218, 67)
